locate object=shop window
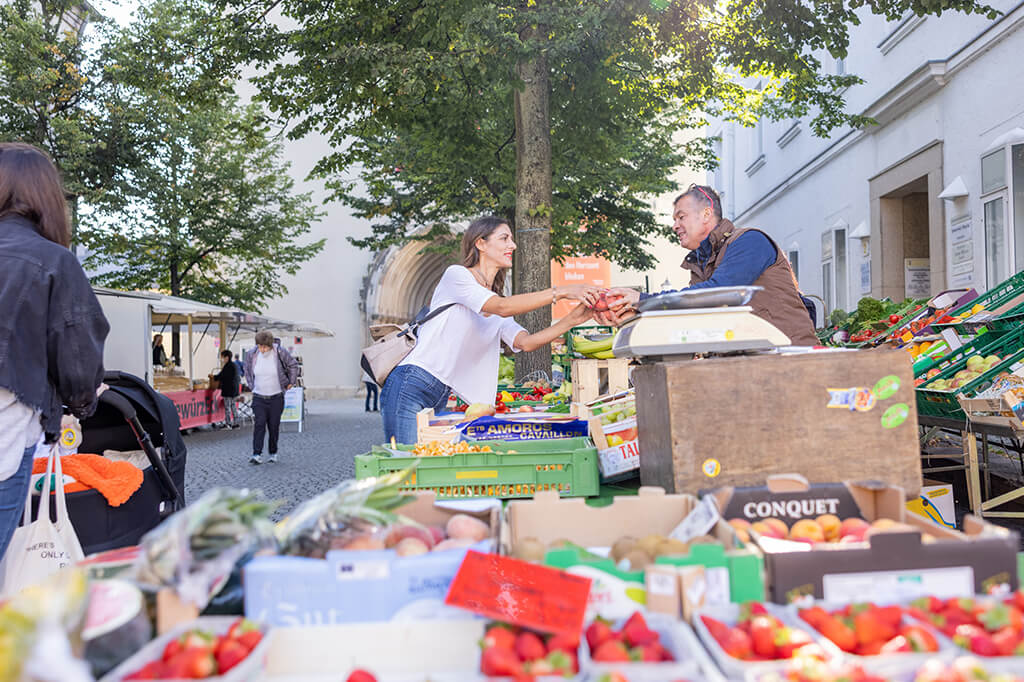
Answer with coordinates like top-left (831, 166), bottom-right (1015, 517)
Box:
top-left (980, 140), bottom-right (1024, 286)
top-left (985, 195), bottom-right (1008, 288)
top-left (820, 228), bottom-right (848, 314)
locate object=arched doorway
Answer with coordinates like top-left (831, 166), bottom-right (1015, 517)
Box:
top-left (362, 240), bottom-right (456, 330)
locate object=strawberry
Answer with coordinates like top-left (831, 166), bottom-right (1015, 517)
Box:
top-left (978, 603), bottom-right (1024, 632)
top-left (954, 624), bottom-right (1000, 656)
top-left (124, 661), bottom-right (169, 680)
top-left (177, 630), bottom-right (213, 651)
top-left (855, 640), bottom-right (885, 656)
top-left (591, 639), bottom-right (631, 662)
top-left (622, 617), bottom-right (658, 647)
top-left (816, 614), bottom-right (857, 653)
top-left (739, 601), bottom-right (770, 620)
top-left (181, 648), bottom-right (217, 678)
top-left (345, 671), bottom-right (377, 682)
top-left (700, 615), bottom-right (732, 642)
top-left (992, 626), bottom-right (1021, 656)
top-left (774, 626), bottom-right (815, 659)
top-left (875, 605), bottom-right (904, 628)
top-left (798, 606), bottom-right (829, 629)
top-left (585, 619), bottom-right (615, 651)
top-left (853, 610), bottom-right (897, 646)
top-left (720, 627), bottom-right (754, 660)
top-left (879, 635), bottom-right (911, 654)
top-left (545, 649), bottom-right (578, 675)
top-left (545, 632), bottom-right (578, 654)
top-left (1010, 590), bottom-right (1024, 613)
top-left (480, 646), bottom-right (522, 676)
top-left (162, 637), bottom-right (184, 662)
top-left (215, 637), bottom-right (249, 674)
top-left (514, 631), bottom-right (547, 662)
top-left (226, 617), bottom-right (260, 640)
top-left (748, 615), bottom-right (777, 659)
top-left (901, 624), bottom-right (939, 653)
top-left (237, 629), bottom-right (263, 652)
top-left (483, 624), bottom-right (517, 650)
top-left (910, 596), bottom-right (944, 614)
top-left (596, 674), bottom-right (628, 682)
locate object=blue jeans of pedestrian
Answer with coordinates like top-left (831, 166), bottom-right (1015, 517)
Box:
top-left (380, 364), bottom-right (450, 444)
top-left (0, 446), bottom-right (36, 562)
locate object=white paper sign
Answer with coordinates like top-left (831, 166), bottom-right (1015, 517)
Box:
top-left (905, 258), bottom-right (931, 298)
top-left (669, 496), bottom-right (721, 543)
top-left (860, 262), bottom-right (871, 294)
top-left (822, 566), bottom-right (974, 603)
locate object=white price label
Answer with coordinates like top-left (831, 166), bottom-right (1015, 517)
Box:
top-left (648, 571), bottom-right (677, 597)
top-left (669, 496), bottom-right (721, 543)
top-left (705, 567), bottom-right (731, 605)
top-left (335, 559), bottom-right (391, 581)
top-left (822, 566), bottom-right (974, 603)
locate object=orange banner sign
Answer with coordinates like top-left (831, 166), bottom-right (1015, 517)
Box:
top-left (551, 257), bottom-right (611, 319)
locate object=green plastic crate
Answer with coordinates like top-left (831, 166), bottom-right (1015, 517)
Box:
top-left (544, 543), bottom-right (764, 604)
top-left (356, 442), bottom-right (600, 499)
top-left (931, 272), bottom-right (1024, 336)
top-left (915, 331), bottom-right (1024, 418)
top-left (912, 327), bottom-right (1004, 379)
top-left (371, 437), bottom-right (595, 455)
top-left (566, 325), bottom-right (615, 357)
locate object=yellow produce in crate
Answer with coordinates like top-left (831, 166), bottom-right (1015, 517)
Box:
top-left (411, 441), bottom-right (493, 457)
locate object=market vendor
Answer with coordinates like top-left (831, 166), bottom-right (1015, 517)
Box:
top-left (605, 184), bottom-right (818, 346)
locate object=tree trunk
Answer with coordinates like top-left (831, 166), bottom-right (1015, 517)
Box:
top-left (170, 260), bottom-right (181, 365)
top-left (512, 28), bottom-right (553, 383)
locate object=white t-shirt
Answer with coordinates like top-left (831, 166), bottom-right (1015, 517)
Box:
top-left (252, 350), bottom-right (283, 396)
top-left (401, 265), bottom-right (526, 405)
top-left (0, 388), bottom-right (42, 480)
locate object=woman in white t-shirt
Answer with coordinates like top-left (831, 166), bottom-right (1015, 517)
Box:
top-left (380, 215), bottom-right (602, 443)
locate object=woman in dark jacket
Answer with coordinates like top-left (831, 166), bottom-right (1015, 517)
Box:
top-left (0, 143), bottom-right (109, 559)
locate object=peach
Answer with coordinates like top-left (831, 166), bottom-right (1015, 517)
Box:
top-left (866, 519), bottom-right (914, 537)
top-left (385, 524), bottom-right (436, 549)
top-left (764, 518), bottom-right (789, 538)
top-left (751, 521), bottom-right (786, 539)
top-left (815, 514), bottom-right (841, 542)
top-left (728, 519), bottom-right (751, 543)
top-left (789, 519), bottom-right (825, 544)
top-left (839, 518), bottom-right (870, 542)
top-left (428, 525), bottom-right (446, 545)
top-left (394, 537), bottom-right (430, 556)
top-left (446, 514), bottom-right (490, 542)
top-left (341, 534), bottom-right (386, 551)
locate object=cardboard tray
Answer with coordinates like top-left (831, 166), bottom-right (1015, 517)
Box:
top-left (708, 475), bottom-right (1020, 604)
top-left (100, 616), bottom-right (269, 682)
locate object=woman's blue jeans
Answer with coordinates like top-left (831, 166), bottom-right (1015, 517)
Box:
top-left (0, 446), bottom-right (36, 561)
top-left (380, 364), bottom-right (450, 444)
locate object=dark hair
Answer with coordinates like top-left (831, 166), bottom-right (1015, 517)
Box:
top-left (255, 330), bottom-right (274, 347)
top-left (0, 143), bottom-right (72, 247)
top-left (674, 184), bottom-right (722, 220)
top-left (153, 334), bottom-right (163, 346)
top-left (461, 215), bottom-right (510, 296)
top-left (220, 350), bottom-right (232, 359)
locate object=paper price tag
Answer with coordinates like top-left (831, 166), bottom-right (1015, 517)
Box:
top-left (669, 495), bottom-right (721, 543)
top-left (445, 550), bottom-right (591, 636)
top-left (705, 567), bottom-right (731, 605)
top-left (647, 571), bottom-right (676, 597)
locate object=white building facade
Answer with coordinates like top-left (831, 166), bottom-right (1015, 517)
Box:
top-left (708, 1), bottom-right (1024, 323)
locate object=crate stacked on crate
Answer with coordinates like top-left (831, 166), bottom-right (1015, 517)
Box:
top-left (354, 437), bottom-right (600, 499)
top-left (915, 324), bottom-right (1024, 418)
top-left (931, 270), bottom-right (1024, 337)
top-left (577, 389), bottom-right (640, 481)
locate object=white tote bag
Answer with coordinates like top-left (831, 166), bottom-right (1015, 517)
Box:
top-left (0, 445), bottom-right (84, 596)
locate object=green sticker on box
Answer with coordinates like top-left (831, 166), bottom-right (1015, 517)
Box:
top-left (874, 375), bottom-right (901, 400)
top-left (881, 403), bottom-right (910, 428)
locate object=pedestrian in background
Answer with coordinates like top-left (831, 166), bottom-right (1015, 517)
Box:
top-left (243, 331), bottom-right (299, 464)
top-left (0, 142), bottom-right (109, 559)
top-left (212, 349), bottom-right (240, 428)
top-left (362, 368), bottom-right (378, 413)
top-left (152, 333), bottom-right (168, 367)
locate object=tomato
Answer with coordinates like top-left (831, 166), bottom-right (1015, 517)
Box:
top-left (889, 314), bottom-right (901, 324)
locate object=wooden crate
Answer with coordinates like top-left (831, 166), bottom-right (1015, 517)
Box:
top-left (570, 358), bottom-right (631, 404)
top-left (414, 408), bottom-right (461, 444)
top-left (633, 350), bottom-right (923, 497)
top-left (959, 394), bottom-right (1024, 438)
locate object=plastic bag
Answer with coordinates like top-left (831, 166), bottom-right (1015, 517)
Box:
top-left (132, 488), bottom-right (279, 609)
top-left (276, 468), bottom-right (414, 558)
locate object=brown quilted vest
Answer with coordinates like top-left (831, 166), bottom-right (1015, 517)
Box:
top-left (682, 219), bottom-right (819, 346)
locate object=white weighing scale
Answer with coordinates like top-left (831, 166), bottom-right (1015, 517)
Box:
top-left (612, 286), bottom-right (791, 359)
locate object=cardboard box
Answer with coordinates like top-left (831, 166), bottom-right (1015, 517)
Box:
top-left (708, 475), bottom-right (1019, 604)
top-left (633, 350), bottom-right (923, 497)
top-left (906, 484), bottom-right (956, 529)
top-left (579, 391), bottom-right (640, 481)
top-left (505, 487), bottom-right (763, 620)
top-left (243, 493), bottom-right (500, 626)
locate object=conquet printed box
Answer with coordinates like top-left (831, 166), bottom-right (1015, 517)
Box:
top-left (706, 474), bottom-right (1019, 604)
top-left (243, 492), bottom-right (499, 626)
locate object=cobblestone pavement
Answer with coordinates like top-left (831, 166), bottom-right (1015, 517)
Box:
top-left (181, 398), bottom-right (383, 519)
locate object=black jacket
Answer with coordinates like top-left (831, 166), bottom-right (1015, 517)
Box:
top-left (213, 360), bottom-right (239, 397)
top-left (0, 216), bottom-right (109, 439)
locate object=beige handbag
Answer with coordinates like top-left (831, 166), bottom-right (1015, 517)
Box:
top-left (361, 304), bottom-right (455, 386)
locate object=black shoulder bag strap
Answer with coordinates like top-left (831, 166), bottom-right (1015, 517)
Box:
top-left (401, 303), bottom-right (456, 339)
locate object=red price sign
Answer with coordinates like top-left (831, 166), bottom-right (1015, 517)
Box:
top-left (445, 550), bottom-right (591, 636)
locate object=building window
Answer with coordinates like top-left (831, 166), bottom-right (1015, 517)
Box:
top-left (980, 140), bottom-right (1024, 286)
top-left (820, 228), bottom-right (848, 314)
top-left (836, 57), bottom-right (847, 75)
top-left (787, 249), bottom-right (800, 281)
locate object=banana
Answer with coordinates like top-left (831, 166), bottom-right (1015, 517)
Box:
top-left (588, 349), bottom-right (616, 359)
top-left (572, 335), bottom-right (613, 354)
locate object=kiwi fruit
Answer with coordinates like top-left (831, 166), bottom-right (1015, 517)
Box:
top-left (548, 537), bottom-right (573, 549)
top-left (688, 535), bottom-right (721, 546)
top-left (610, 536), bottom-right (638, 562)
top-left (622, 548), bottom-right (652, 571)
top-left (654, 538), bottom-right (689, 557)
top-left (515, 537), bottom-right (547, 562)
top-left (636, 534), bottom-right (665, 557)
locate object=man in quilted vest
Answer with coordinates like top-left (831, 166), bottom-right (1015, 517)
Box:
top-left (606, 184), bottom-right (818, 346)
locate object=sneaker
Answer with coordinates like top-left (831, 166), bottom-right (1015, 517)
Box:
top-left (267, 453), bottom-right (278, 463)
top-left (249, 453), bottom-right (262, 465)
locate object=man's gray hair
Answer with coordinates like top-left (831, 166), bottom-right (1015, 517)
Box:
top-left (675, 184), bottom-right (722, 220)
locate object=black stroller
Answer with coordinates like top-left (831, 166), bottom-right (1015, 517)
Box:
top-left (31, 371), bottom-right (187, 556)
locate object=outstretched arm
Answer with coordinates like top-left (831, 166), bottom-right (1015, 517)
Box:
top-left (482, 284), bottom-right (603, 318)
top-left (513, 303), bottom-right (594, 352)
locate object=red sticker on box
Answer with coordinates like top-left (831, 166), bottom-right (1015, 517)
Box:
top-left (444, 550), bottom-right (592, 636)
